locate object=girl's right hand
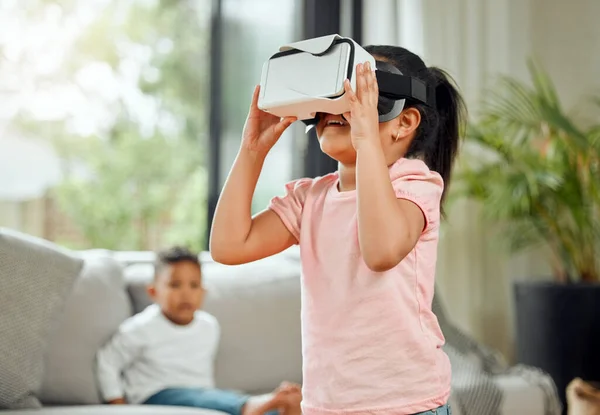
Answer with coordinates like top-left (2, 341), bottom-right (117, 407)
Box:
top-left (241, 85), bottom-right (296, 155)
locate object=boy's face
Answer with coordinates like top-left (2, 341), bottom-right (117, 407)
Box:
top-left (147, 260), bottom-right (205, 325)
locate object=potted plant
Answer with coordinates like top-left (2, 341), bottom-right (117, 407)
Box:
top-left (455, 61), bottom-right (600, 408)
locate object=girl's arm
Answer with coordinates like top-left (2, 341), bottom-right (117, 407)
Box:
top-left (210, 86), bottom-right (297, 265)
top-left (355, 142), bottom-right (424, 272)
top-left (209, 149), bottom-right (296, 265)
top-left (344, 63), bottom-right (424, 272)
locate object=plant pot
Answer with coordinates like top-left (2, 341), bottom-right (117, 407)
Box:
top-left (514, 281), bottom-right (600, 411)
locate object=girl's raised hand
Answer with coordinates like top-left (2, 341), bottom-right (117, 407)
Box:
top-left (241, 85), bottom-right (297, 156)
top-left (343, 61), bottom-right (380, 150)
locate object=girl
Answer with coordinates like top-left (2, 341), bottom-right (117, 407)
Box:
top-left (210, 45), bottom-right (466, 415)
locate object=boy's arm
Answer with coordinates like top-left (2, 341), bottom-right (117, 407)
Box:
top-left (212, 319), bottom-right (221, 359)
top-left (96, 328), bottom-right (141, 404)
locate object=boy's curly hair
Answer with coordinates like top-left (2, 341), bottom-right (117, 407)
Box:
top-left (154, 246), bottom-right (200, 277)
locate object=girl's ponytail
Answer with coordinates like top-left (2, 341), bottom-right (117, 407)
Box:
top-left (364, 44), bottom-right (466, 213)
top-left (425, 67), bottom-right (466, 207)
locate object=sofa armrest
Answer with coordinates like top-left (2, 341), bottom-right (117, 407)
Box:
top-left (495, 374), bottom-right (546, 415)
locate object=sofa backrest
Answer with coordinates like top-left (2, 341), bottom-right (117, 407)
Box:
top-left (0, 228), bottom-right (83, 409)
top-left (38, 247), bottom-right (303, 405)
top-left (124, 252), bottom-right (303, 394)
top-left (39, 254), bottom-right (131, 405)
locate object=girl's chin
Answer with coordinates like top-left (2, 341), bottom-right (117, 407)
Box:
top-left (318, 136), bottom-right (350, 147)
top-left (318, 136), bottom-right (356, 160)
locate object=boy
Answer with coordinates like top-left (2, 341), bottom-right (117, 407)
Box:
top-left (96, 246), bottom-right (301, 415)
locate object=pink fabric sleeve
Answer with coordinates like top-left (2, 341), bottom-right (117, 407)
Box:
top-left (268, 178), bottom-right (313, 243)
top-left (390, 159), bottom-right (444, 233)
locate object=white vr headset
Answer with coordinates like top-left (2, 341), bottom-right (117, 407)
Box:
top-left (257, 34), bottom-right (435, 130)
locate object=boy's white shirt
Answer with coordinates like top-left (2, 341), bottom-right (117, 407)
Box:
top-left (96, 304), bottom-right (220, 404)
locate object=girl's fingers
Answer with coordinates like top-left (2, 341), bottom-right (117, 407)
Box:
top-left (249, 85), bottom-right (260, 112)
top-left (272, 116), bottom-right (297, 137)
top-left (350, 62), bottom-right (378, 107)
top-left (362, 62), bottom-right (376, 106)
top-left (364, 62), bottom-right (372, 94)
top-left (344, 79), bottom-right (358, 105)
top-left (355, 63), bottom-right (368, 100)
top-left (342, 112), bottom-right (352, 124)
top-left (282, 116), bottom-right (297, 127)
top-left (366, 62), bottom-right (378, 104)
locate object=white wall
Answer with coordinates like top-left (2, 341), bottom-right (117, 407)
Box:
top-left (530, 0), bottom-right (600, 123)
top-left (363, 0), bottom-right (600, 360)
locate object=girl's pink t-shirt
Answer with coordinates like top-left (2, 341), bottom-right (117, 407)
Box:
top-left (268, 158), bottom-right (451, 415)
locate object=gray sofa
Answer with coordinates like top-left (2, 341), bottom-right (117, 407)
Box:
top-left (0, 228), bottom-right (560, 414)
top-left (0, 228), bottom-right (302, 414)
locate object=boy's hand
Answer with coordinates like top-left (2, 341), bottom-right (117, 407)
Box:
top-left (343, 61), bottom-right (381, 151)
top-left (276, 381), bottom-right (301, 394)
top-left (241, 85), bottom-right (296, 156)
top-left (108, 398), bottom-right (127, 404)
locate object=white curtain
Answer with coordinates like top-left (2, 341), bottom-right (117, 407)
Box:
top-left (362, 0), bottom-right (551, 360)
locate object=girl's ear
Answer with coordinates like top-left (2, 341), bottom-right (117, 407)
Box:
top-left (396, 107), bottom-right (421, 140)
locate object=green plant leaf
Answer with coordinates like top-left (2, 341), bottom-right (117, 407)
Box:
top-left (459, 61), bottom-right (600, 282)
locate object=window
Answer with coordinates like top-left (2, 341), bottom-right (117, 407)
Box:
top-left (219, 0), bottom-right (300, 212)
top-left (1, 0), bottom-right (348, 252)
top-left (0, 0), bottom-right (211, 251)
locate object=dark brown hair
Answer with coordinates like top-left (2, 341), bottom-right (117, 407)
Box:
top-left (365, 45), bottom-right (467, 208)
top-left (154, 246), bottom-right (200, 279)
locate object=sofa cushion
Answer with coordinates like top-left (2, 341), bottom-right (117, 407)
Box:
top-left (0, 228), bottom-right (83, 409)
top-left (125, 255), bottom-right (302, 394)
top-left (39, 254), bottom-right (132, 405)
top-left (0, 405), bottom-right (223, 414)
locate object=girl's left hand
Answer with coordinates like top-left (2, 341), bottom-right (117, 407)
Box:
top-left (343, 61), bottom-right (380, 150)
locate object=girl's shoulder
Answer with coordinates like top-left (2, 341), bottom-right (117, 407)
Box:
top-left (283, 172), bottom-right (338, 198)
top-left (390, 158), bottom-right (444, 186)
top-left (390, 158), bottom-right (444, 232)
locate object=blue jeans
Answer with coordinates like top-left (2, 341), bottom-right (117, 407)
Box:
top-left (413, 404), bottom-right (452, 415)
top-left (144, 388), bottom-right (279, 415)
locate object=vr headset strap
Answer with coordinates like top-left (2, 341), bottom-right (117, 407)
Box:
top-left (376, 71), bottom-right (436, 108)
